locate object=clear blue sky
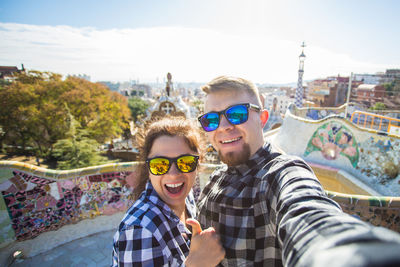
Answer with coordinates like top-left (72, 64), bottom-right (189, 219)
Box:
top-left (1, 0), bottom-right (399, 83)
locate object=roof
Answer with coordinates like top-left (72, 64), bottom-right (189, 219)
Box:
top-left (0, 66), bottom-right (19, 72)
top-left (357, 84), bottom-right (376, 90)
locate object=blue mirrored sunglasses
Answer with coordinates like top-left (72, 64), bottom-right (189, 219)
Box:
top-left (198, 103), bottom-right (261, 132)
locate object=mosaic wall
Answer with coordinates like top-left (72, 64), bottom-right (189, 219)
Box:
top-left (305, 109), bottom-right (343, 120)
top-left (1, 159), bottom-right (399, 247)
top-left (326, 191), bottom-right (400, 233)
top-left (356, 137), bottom-right (400, 195)
top-left (304, 122), bottom-right (360, 167)
top-left (0, 168), bottom-right (133, 242)
top-left (302, 103), bottom-right (360, 121)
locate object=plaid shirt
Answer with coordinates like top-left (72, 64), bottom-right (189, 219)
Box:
top-left (112, 181), bottom-right (196, 266)
top-left (197, 142), bottom-right (396, 267)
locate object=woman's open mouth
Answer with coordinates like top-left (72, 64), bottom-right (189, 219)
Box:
top-left (165, 182), bottom-right (184, 194)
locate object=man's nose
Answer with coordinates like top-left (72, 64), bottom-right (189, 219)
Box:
top-left (218, 114), bottom-right (233, 130)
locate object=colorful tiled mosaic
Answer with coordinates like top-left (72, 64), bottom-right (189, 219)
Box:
top-left (304, 122), bottom-right (360, 167)
top-left (356, 136), bottom-right (400, 189)
top-left (1, 160), bottom-right (399, 247)
top-left (0, 169), bottom-right (133, 241)
top-left (306, 109), bottom-right (342, 120)
top-left (326, 191), bottom-right (400, 233)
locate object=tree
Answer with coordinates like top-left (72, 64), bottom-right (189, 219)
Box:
top-left (0, 70), bottom-right (131, 159)
top-left (371, 102), bottom-right (386, 110)
top-left (128, 97), bottom-right (150, 123)
top-left (52, 110), bottom-right (108, 169)
top-left (0, 71), bottom-right (68, 157)
top-left (59, 77), bottom-right (131, 143)
top-left (384, 82), bottom-right (394, 96)
top-left (191, 99), bottom-right (204, 113)
top-left (383, 80), bottom-right (400, 97)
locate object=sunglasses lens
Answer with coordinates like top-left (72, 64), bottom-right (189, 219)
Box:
top-left (148, 158), bottom-right (170, 175)
top-left (176, 155), bottom-right (198, 173)
top-left (226, 105), bottom-right (248, 125)
top-left (225, 105), bottom-right (249, 125)
top-left (200, 113), bottom-right (219, 132)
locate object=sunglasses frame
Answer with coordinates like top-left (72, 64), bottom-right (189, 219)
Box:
top-left (198, 103), bottom-right (261, 132)
top-left (145, 154), bottom-right (200, 176)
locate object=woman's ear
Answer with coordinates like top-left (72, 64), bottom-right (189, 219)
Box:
top-left (260, 110), bottom-right (269, 127)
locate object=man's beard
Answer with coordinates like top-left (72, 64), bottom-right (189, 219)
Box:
top-left (219, 143), bottom-right (251, 166)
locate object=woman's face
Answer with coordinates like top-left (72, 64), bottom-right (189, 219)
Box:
top-left (148, 135), bottom-right (198, 211)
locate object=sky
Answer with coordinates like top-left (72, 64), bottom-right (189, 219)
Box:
top-left (0, 0), bottom-right (399, 84)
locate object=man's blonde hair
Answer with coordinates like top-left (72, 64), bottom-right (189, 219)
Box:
top-left (201, 76), bottom-right (262, 106)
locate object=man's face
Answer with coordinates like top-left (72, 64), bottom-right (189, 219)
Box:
top-left (204, 90), bottom-right (266, 166)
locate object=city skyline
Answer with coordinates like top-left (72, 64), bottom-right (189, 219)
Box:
top-left (1, 0), bottom-right (399, 84)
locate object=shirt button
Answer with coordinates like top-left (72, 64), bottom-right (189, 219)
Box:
top-left (177, 223), bottom-right (185, 232)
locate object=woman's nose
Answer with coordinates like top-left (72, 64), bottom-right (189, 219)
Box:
top-left (167, 163), bottom-right (180, 175)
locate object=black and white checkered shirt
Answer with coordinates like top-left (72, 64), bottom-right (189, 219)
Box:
top-left (112, 181), bottom-right (196, 266)
top-left (197, 142), bottom-right (400, 266)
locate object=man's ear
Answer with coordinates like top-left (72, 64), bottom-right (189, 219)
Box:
top-left (260, 110), bottom-right (269, 127)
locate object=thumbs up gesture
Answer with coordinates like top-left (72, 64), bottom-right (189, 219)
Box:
top-left (185, 219), bottom-right (225, 267)
top-left (186, 218), bottom-right (203, 236)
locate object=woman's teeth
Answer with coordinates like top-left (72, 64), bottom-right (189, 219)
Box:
top-left (166, 182), bottom-right (183, 188)
top-left (165, 182), bottom-right (184, 194)
top-left (221, 137), bottom-right (241, 144)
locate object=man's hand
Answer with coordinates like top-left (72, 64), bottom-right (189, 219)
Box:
top-left (185, 219), bottom-right (225, 267)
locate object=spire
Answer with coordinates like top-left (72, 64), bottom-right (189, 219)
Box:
top-left (295, 42), bottom-right (306, 108)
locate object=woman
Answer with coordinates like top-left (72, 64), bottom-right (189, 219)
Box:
top-left (112, 117), bottom-right (224, 266)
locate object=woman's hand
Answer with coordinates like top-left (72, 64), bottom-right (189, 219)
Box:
top-left (185, 219), bottom-right (225, 267)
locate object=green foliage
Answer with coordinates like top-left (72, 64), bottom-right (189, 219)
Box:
top-left (52, 112), bottom-right (108, 170)
top-left (383, 80), bottom-right (400, 97)
top-left (383, 82), bottom-right (394, 96)
top-left (128, 97), bottom-right (150, 122)
top-left (371, 102), bottom-right (386, 110)
top-left (0, 70), bottom-right (131, 159)
top-left (0, 79), bottom-right (11, 89)
top-left (191, 99), bottom-right (204, 113)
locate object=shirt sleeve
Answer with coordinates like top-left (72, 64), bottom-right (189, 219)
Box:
top-left (270, 156), bottom-right (400, 267)
top-left (112, 225), bottom-right (169, 267)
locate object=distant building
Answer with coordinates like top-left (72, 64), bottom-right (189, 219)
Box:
top-left (98, 81), bottom-right (121, 92)
top-left (120, 82), bottom-right (152, 98)
top-left (355, 84), bottom-right (386, 107)
top-left (353, 73), bottom-right (383, 85)
top-left (380, 69), bottom-right (400, 84)
top-left (262, 91), bottom-right (292, 131)
top-left (263, 91), bottom-right (294, 114)
top-left (307, 76), bottom-right (361, 107)
top-left (0, 64), bottom-right (25, 80)
top-left (307, 78), bottom-right (334, 106)
top-left (354, 69), bottom-right (400, 85)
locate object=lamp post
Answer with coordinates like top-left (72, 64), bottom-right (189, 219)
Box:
top-left (344, 72), bottom-right (353, 119)
top-left (295, 42), bottom-right (306, 108)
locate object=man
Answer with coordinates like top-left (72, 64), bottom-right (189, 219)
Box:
top-left (196, 76), bottom-right (400, 266)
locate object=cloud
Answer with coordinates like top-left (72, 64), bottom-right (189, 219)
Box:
top-left (0, 22), bottom-right (395, 83)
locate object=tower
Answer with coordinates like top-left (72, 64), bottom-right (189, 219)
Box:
top-left (295, 42), bottom-right (306, 108)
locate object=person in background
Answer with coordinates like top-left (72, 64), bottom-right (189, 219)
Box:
top-left (196, 76), bottom-right (400, 267)
top-left (112, 117), bottom-right (224, 266)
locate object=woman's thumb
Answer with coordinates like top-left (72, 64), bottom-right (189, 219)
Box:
top-left (186, 218), bottom-right (202, 236)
